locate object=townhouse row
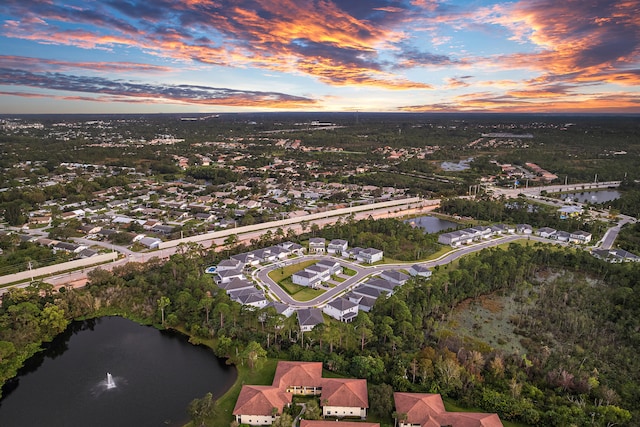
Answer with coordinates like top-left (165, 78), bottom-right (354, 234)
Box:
top-left (438, 223), bottom-right (593, 247)
top-left (233, 361), bottom-right (503, 427)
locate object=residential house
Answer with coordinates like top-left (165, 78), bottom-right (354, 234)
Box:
top-left (516, 224), bottom-right (533, 234)
top-left (219, 277), bottom-right (255, 294)
top-left (232, 290), bottom-right (268, 309)
top-left (29, 216), bottom-right (52, 226)
top-left (138, 237), bottom-right (162, 249)
top-left (194, 212), bottom-right (216, 222)
top-left (379, 270), bottom-right (410, 286)
top-left (327, 239), bottom-right (348, 255)
top-left (78, 224), bottom-right (102, 235)
top-left (592, 248), bottom-right (640, 263)
top-left (345, 293), bottom-right (377, 313)
top-left (265, 301), bottom-right (295, 318)
top-left (53, 242), bottom-right (86, 254)
top-left (393, 392), bottom-right (503, 427)
top-left (216, 258), bottom-right (244, 272)
top-left (369, 278), bottom-right (399, 293)
top-left (232, 385), bottom-right (292, 426)
top-left (231, 252), bottom-right (260, 267)
top-left (554, 230), bottom-right (571, 242)
top-left (323, 298), bottom-right (359, 322)
top-left (142, 220), bottom-right (161, 231)
top-left (279, 241), bottom-right (305, 255)
top-left (97, 228), bottom-right (118, 239)
top-left (271, 361), bottom-right (323, 395)
top-left (570, 230), bottom-right (592, 244)
top-left (215, 268), bottom-right (246, 284)
top-left (292, 270), bottom-right (322, 288)
top-left (297, 308), bottom-right (324, 332)
top-left (301, 422), bottom-right (378, 427)
top-left (346, 247), bottom-right (364, 260)
top-left (321, 378), bottom-right (368, 418)
top-left (408, 264), bottom-right (432, 279)
top-left (468, 225), bottom-right (493, 240)
top-left (536, 227), bottom-right (557, 239)
top-left (151, 224), bottom-right (175, 235)
top-left (438, 230), bottom-right (473, 247)
top-left (351, 283), bottom-right (389, 300)
top-left (490, 223), bottom-right (514, 234)
top-left (78, 248), bottom-right (98, 258)
top-left (316, 259), bottom-right (342, 275)
top-left (309, 237), bottom-right (326, 254)
top-left (356, 248), bottom-right (383, 264)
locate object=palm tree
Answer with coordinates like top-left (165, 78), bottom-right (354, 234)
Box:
top-left (157, 296), bottom-right (170, 326)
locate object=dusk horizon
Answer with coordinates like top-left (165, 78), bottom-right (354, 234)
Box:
top-left (1, 0), bottom-right (639, 115)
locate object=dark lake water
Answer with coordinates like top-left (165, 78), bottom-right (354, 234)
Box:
top-left (0, 316), bottom-right (236, 427)
top-left (407, 215), bottom-right (459, 233)
top-left (560, 190), bottom-right (621, 204)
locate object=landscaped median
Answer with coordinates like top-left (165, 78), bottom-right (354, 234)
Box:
top-left (267, 260), bottom-right (326, 302)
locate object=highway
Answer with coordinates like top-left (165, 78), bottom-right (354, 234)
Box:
top-left (0, 180), bottom-right (630, 295)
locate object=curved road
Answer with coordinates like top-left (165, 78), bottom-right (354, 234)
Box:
top-left (254, 234), bottom-right (556, 309)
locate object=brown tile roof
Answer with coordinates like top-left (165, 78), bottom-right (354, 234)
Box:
top-left (301, 421), bottom-right (379, 427)
top-left (394, 393), bottom-right (503, 427)
top-left (272, 361), bottom-right (323, 390)
top-left (232, 385), bottom-right (292, 416)
top-left (321, 378), bottom-right (368, 408)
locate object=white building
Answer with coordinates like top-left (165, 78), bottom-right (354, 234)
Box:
top-left (323, 298), bottom-right (358, 322)
top-left (356, 248), bottom-right (383, 264)
top-left (327, 239), bottom-right (348, 255)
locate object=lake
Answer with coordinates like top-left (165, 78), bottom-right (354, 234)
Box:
top-left (0, 316), bottom-right (236, 427)
top-left (560, 190), bottom-right (621, 204)
top-left (407, 215), bottom-right (459, 233)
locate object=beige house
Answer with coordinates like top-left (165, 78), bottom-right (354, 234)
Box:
top-left (321, 378), bottom-right (368, 418)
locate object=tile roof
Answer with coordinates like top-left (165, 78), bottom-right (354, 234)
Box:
top-left (301, 421), bottom-right (378, 427)
top-left (394, 392), bottom-right (503, 427)
top-left (232, 385), bottom-right (292, 416)
top-left (272, 361), bottom-right (323, 390)
top-left (321, 378), bottom-right (368, 408)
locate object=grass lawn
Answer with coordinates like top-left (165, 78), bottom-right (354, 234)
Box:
top-left (268, 259), bottom-right (318, 282)
top-left (207, 358), bottom-right (279, 427)
top-left (269, 265), bottom-right (326, 302)
top-left (423, 246), bottom-right (453, 261)
top-left (332, 275), bottom-right (345, 283)
top-left (293, 287), bottom-right (325, 301)
top-left (343, 267), bottom-right (357, 276)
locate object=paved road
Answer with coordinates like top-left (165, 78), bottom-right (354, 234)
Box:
top-left (254, 234), bottom-right (556, 309)
top-left (600, 215), bottom-right (636, 250)
top-left (491, 181), bottom-right (621, 199)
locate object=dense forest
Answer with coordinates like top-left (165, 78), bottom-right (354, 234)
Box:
top-left (1, 216), bottom-right (639, 426)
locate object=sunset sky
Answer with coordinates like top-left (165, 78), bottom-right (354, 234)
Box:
top-left (1, 0), bottom-right (639, 114)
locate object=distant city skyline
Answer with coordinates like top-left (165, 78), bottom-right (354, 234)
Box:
top-left (1, 0), bottom-right (638, 114)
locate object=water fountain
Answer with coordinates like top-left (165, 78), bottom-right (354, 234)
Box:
top-left (106, 372), bottom-right (116, 389)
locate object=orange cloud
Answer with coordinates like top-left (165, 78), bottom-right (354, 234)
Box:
top-left (0, 55), bottom-right (172, 73)
top-left (2, 0), bottom-right (431, 90)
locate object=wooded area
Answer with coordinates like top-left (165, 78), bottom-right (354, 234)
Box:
top-left (1, 216), bottom-right (638, 425)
